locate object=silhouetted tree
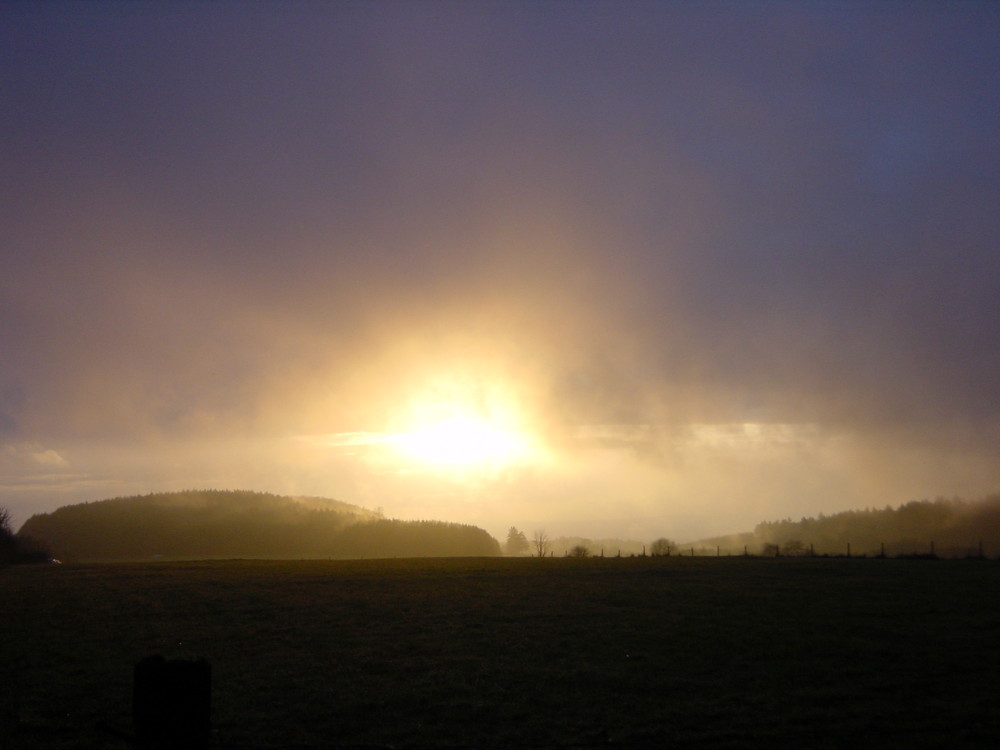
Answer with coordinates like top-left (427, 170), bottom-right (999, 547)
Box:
top-left (0, 506), bottom-right (14, 562)
top-left (505, 527), bottom-right (529, 556)
top-left (650, 538), bottom-right (675, 556)
top-left (568, 544), bottom-right (590, 558)
top-left (532, 529), bottom-right (550, 557)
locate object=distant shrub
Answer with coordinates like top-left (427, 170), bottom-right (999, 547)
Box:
top-left (780, 540), bottom-right (810, 557)
top-left (650, 538), bottom-right (675, 556)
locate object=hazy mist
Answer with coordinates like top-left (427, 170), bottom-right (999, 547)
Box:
top-left (3, 3), bottom-right (1000, 542)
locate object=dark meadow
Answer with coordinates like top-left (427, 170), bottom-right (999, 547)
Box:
top-left (2, 556), bottom-right (999, 749)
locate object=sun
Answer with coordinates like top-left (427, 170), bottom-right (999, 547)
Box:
top-left (387, 395), bottom-right (534, 472)
top-left (394, 415), bottom-right (526, 468)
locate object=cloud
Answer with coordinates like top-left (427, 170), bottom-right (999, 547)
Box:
top-left (30, 449), bottom-right (68, 467)
top-left (2, 442), bottom-right (69, 471)
top-left (1, 3), bottom-right (999, 539)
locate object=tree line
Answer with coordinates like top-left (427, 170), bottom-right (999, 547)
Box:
top-left (694, 494), bottom-right (1000, 558)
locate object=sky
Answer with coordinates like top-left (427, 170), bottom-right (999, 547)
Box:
top-left (2, 1), bottom-right (999, 544)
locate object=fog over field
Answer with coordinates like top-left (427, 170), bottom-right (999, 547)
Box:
top-left (3, 2), bottom-right (1000, 543)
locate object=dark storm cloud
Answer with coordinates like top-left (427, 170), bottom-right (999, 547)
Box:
top-left (2, 2), bottom-right (999, 533)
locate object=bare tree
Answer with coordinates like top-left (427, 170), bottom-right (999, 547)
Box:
top-left (532, 529), bottom-right (549, 557)
top-left (0, 505), bottom-right (50, 564)
top-left (0, 506), bottom-right (16, 562)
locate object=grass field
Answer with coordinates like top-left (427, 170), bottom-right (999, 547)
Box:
top-left (2, 556), bottom-right (999, 749)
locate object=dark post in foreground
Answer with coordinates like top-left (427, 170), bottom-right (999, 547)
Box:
top-left (134, 655), bottom-right (211, 749)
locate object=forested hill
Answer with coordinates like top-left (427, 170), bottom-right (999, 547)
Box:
top-left (691, 494), bottom-right (1000, 557)
top-left (17, 490), bottom-right (501, 561)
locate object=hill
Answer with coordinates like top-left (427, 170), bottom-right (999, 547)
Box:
top-left (687, 493), bottom-right (1000, 557)
top-left (16, 490), bottom-right (501, 561)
